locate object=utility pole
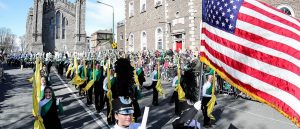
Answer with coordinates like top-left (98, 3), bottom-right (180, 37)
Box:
top-left (97, 1), bottom-right (114, 44)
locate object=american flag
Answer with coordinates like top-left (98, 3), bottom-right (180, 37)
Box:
top-left (201, 0), bottom-right (300, 127)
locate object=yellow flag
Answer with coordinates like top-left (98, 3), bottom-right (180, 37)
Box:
top-left (70, 58), bottom-right (85, 87)
top-left (82, 60), bottom-right (96, 93)
top-left (74, 58), bottom-right (78, 74)
top-left (82, 80), bottom-right (95, 93)
top-left (175, 59), bottom-right (185, 101)
top-left (66, 64), bottom-right (72, 77)
top-left (106, 59), bottom-right (113, 118)
top-left (70, 66), bottom-right (74, 77)
top-left (28, 76), bottom-right (34, 83)
top-left (36, 59), bottom-right (42, 100)
top-left (132, 61), bottom-right (141, 90)
top-left (32, 58), bottom-right (45, 129)
top-left (71, 58), bottom-right (78, 83)
top-left (155, 61), bottom-right (164, 97)
top-left (207, 70), bottom-right (216, 120)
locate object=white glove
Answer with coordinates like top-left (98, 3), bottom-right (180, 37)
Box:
top-left (194, 101), bottom-right (201, 110)
top-left (56, 98), bottom-right (61, 106)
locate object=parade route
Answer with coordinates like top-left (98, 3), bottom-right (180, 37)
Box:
top-left (1, 0), bottom-right (300, 128)
top-left (54, 69), bottom-right (110, 129)
top-left (0, 67), bottom-right (299, 129)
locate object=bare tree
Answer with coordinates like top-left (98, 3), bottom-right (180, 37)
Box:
top-left (0, 27), bottom-right (17, 53)
top-left (19, 35), bottom-right (28, 53)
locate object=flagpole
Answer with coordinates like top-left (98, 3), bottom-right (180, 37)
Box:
top-left (192, 20), bottom-right (204, 129)
top-left (198, 62), bottom-right (204, 100)
top-left (198, 20), bottom-right (204, 101)
top-left (141, 107), bottom-right (150, 129)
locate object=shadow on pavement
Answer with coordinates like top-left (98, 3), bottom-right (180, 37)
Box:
top-left (228, 123), bottom-right (238, 129)
top-left (0, 67), bottom-right (34, 129)
top-left (49, 67), bottom-right (254, 129)
top-left (1, 114), bottom-right (33, 129)
top-left (50, 70), bottom-right (110, 129)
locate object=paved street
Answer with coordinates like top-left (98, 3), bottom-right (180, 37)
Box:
top-left (0, 66), bottom-right (298, 129)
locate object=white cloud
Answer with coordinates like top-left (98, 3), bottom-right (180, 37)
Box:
top-left (85, 0), bottom-right (125, 36)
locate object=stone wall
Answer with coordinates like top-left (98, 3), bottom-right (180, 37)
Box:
top-left (261, 0), bottom-right (299, 18)
top-left (26, 0), bottom-right (86, 53)
top-left (25, 8), bottom-right (34, 52)
top-left (125, 0), bottom-right (165, 52)
top-left (120, 0), bottom-right (299, 52)
top-left (123, 0), bottom-right (203, 52)
top-left (117, 21), bottom-right (125, 50)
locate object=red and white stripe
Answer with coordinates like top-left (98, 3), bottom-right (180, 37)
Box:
top-left (201, 0), bottom-right (300, 125)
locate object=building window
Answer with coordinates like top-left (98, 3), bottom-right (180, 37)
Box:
top-left (140, 0), bottom-right (146, 13)
top-left (99, 34), bottom-right (110, 40)
top-left (56, 11), bottom-right (61, 39)
top-left (129, 1), bottom-right (134, 18)
top-left (154, 0), bottom-right (162, 8)
top-left (120, 32), bottom-right (124, 40)
top-left (62, 17), bottom-right (66, 39)
top-left (277, 5), bottom-right (295, 17)
top-left (141, 31), bottom-right (147, 51)
top-left (129, 33), bottom-right (134, 52)
top-left (155, 27), bottom-right (163, 50)
top-left (50, 18), bottom-right (54, 39)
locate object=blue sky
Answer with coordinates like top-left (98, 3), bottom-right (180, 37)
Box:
top-left (0, 0), bottom-right (125, 37)
top-left (0, 0), bottom-right (33, 36)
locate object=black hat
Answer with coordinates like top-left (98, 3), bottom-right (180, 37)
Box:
top-left (114, 58), bottom-right (134, 97)
top-left (112, 97), bottom-right (134, 115)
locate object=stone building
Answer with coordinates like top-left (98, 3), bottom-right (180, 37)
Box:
top-left (118, 0), bottom-right (299, 52)
top-left (90, 29), bottom-right (113, 51)
top-left (26, 0), bottom-right (86, 53)
top-left (119, 0), bottom-right (201, 52)
top-left (261, 0), bottom-right (299, 18)
top-left (117, 20), bottom-right (125, 50)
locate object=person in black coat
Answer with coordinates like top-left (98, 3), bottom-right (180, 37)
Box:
top-left (136, 64), bottom-right (146, 88)
top-left (172, 67), bottom-right (201, 129)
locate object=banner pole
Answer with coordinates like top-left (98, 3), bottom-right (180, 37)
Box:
top-left (141, 107), bottom-right (150, 129)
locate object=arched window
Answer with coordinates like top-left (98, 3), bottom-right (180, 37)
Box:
top-left (49, 18), bottom-right (54, 39)
top-left (120, 32), bottom-right (124, 40)
top-left (62, 17), bottom-right (66, 39)
top-left (155, 27), bottom-right (163, 50)
top-left (129, 33), bottom-right (134, 52)
top-left (277, 5), bottom-right (295, 17)
top-left (56, 11), bottom-right (61, 39)
top-left (154, 0), bottom-right (162, 6)
top-left (140, 0), bottom-right (146, 13)
top-left (141, 31), bottom-right (147, 51)
top-left (129, 1), bottom-right (134, 17)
